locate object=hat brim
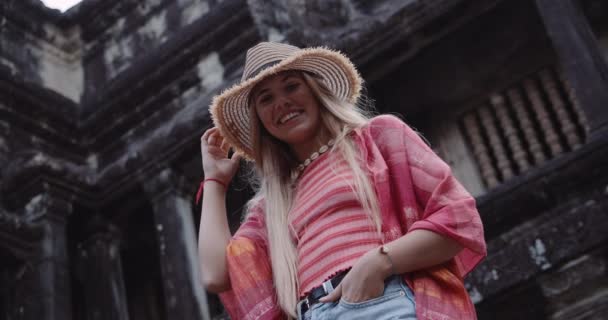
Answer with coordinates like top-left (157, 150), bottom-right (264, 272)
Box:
top-left (210, 47), bottom-right (362, 161)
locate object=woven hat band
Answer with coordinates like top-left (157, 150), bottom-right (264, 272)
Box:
top-left (245, 60), bottom-right (281, 81)
top-left (242, 42), bottom-right (300, 80)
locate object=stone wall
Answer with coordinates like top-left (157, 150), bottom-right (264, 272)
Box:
top-left (1, 0), bottom-right (607, 319)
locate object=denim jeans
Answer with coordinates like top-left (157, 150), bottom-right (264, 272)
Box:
top-left (297, 275), bottom-right (417, 320)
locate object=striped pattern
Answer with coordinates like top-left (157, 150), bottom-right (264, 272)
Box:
top-left (288, 150), bottom-right (383, 296)
top-left (210, 42), bottom-right (362, 160)
top-left (242, 44), bottom-right (298, 80)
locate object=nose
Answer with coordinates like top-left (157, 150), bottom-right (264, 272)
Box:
top-left (271, 95), bottom-right (292, 124)
top-left (273, 95), bottom-right (291, 110)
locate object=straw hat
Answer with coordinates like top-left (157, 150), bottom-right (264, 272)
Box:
top-left (209, 42), bottom-right (362, 160)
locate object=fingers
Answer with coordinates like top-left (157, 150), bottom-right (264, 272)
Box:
top-left (230, 152), bottom-right (242, 164)
top-left (220, 139), bottom-right (230, 154)
top-left (208, 131), bottom-right (220, 147)
top-left (201, 128), bottom-right (223, 145)
top-left (318, 283), bottom-right (342, 303)
top-left (201, 127), bottom-right (217, 142)
top-left (201, 128), bottom-right (230, 151)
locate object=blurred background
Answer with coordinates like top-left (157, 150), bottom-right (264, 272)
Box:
top-left (1, 0), bottom-right (607, 319)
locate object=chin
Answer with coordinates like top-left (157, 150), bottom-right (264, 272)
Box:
top-left (273, 124), bottom-right (313, 143)
top-left (284, 129), bottom-right (318, 144)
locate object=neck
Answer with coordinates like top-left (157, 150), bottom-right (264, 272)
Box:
top-left (290, 129), bottom-right (332, 163)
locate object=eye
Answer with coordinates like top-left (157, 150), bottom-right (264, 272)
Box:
top-left (285, 82), bottom-right (300, 92)
top-left (258, 94), bottom-right (273, 105)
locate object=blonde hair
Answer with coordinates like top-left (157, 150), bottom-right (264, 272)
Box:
top-left (247, 72), bottom-right (381, 318)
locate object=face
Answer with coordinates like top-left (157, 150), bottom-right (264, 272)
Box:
top-left (252, 71), bottom-right (324, 149)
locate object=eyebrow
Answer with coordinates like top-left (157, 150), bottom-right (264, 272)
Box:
top-left (254, 74), bottom-right (299, 100)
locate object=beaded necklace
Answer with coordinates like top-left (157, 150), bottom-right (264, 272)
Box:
top-left (294, 139), bottom-right (335, 178)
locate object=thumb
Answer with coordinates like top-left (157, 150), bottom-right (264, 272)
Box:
top-left (319, 283), bottom-right (342, 303)
top-left (230, 152), bottom-right (242, 164)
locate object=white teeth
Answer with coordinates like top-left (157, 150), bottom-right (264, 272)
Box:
top-left (279, 112), bottom-right (301, 124)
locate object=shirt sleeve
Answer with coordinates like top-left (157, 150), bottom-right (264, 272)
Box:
top-left (218, 205), bottom-right (284, 320)
top-left (370, 115), bottom-right (487, 277)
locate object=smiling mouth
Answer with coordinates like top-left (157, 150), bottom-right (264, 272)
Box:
top-left (278, 111), bottom-right (303, 125)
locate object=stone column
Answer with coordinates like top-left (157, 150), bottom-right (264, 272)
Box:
top-left (78, 221), bottom-right (129, 320)
top-left (15, 187), bottom-right (73, 320)
top-left (143, 168), bottom-right (210, 320)
top-left (535, 0), bottom-right (608, 137)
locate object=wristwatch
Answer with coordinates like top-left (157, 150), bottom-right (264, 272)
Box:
top-left (379, 245), bottom-right (397, 276)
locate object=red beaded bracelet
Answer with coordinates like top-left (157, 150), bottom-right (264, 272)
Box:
top-left (195, 178), bottom-right (227, 205)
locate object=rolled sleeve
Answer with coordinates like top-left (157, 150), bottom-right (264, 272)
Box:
top-left (371, 115), bottom-right (486, 276)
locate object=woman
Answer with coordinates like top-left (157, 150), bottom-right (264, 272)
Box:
top-left (198, 42), bottom-right (486, 320)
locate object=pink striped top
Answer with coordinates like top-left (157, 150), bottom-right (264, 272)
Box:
top-left (289, 151), bottom-right (383, 296)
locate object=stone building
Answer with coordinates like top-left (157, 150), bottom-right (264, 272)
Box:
top-left (1, 0), bottom-right (607, 319)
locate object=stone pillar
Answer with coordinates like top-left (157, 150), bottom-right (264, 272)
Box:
top-left (15, 188), bottom-right (73, 320)
top-left (78, 221), bottom-right (129, 320)
top-left (535, 0), bottom-right (608, 137)
top-left (143, 168), bottom-right (210, 320)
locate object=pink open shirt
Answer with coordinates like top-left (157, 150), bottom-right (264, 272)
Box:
top-left (218, 115), bottom-right (487, 319)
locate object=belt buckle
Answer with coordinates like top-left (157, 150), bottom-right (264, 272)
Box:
top-left (322, 280), bottom-right (333, 295)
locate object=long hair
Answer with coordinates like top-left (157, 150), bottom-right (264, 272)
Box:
top-left (246, 72), bottom-right (382, 318)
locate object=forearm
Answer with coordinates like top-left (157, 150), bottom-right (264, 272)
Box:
top-left (198, 182), bottom-right (232, 292)
top-left (320, 228), bottom-right (465, 303)
top-left (380, 229), bottom-right (463, 278)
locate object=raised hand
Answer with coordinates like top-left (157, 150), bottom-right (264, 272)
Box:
top-left (200, 127), bottom-right (242, 184)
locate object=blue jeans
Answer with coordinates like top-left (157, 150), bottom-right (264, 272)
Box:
top-left (297, 275), bottom-right (417, 320)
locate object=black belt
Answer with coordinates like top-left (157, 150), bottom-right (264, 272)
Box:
top-left (297, 270), bottom-right (348, 316)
